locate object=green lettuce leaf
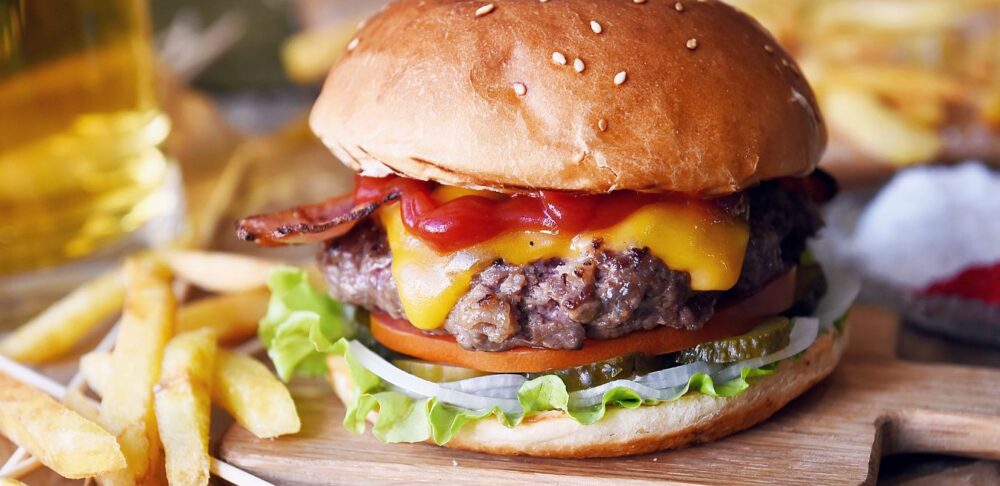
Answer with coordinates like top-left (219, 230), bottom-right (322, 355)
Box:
top-left (331, 338), bottom-right (776, 446)
top-left (833, 311), bottom-right (851, 333)
top-left (259, 267), bottom-right (355, 381)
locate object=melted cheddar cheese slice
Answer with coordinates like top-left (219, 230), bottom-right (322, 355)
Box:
top-left (379, 198), bottom-right (749, 330)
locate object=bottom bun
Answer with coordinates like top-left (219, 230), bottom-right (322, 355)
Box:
top-left (329, 325), bottom-right (846, 458)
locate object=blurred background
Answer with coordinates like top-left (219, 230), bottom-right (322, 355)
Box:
top-left (1, 1), bottom-right (998, 483)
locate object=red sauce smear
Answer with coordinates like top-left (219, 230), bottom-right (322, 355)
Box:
top-left (237, 171), bottom-right (834, 250)
top-left (922, 262), bottom-right (1000, 306)
top-left (354, 176), bottom-right (711, 253)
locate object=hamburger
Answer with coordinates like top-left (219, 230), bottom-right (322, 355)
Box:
top-left (239, 0), bottom-right (855, 458)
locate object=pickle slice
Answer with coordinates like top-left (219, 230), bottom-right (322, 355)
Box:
top-left (527, 354), bottom-right (669, 392)
top-left (393, 359), bottom-right (489, 383)
top-left (789, 255), bottom-right (827, 316)
top-left (677, 317), bottom-right (792, 364)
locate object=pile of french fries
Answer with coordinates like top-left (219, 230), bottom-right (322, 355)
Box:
top-left (729, 0), bottom-right (1000, 167)
top-left (0, 251), bottom-right (298, 485)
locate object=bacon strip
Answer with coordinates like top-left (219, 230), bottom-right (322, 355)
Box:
top-left (779, 169), bottom-right (839, 204)
top-left (236, 191), bottom-right (399, 246)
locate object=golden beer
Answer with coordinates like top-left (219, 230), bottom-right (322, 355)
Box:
top-left (0, 0), bottom-right (171, 274)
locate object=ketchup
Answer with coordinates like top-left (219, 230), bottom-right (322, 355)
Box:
top-left (353, 175), bottom-right (706, 253)
top-left (922, 262), bottom-right (1000, 306)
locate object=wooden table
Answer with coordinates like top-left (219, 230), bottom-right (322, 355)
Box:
top-left (219, 306), bottom-right (1000, 485)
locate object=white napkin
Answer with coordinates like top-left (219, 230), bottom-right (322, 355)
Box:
top-left (850, 162), bottom-right (1000, 290)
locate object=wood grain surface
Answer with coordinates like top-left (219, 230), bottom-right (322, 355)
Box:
top-left (219, 306), bottom-right (1000, 485)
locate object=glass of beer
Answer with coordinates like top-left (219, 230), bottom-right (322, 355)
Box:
top-left (0, 0), bottom-right (178, 277)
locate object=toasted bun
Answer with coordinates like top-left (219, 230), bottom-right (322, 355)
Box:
top-left (310, 0), bottom-right (825, 196)
top-left (328, 325), bottom-right (845, 458)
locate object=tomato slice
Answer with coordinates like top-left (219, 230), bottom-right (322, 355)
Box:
top-left (371, 268), bottom-right (798, 373)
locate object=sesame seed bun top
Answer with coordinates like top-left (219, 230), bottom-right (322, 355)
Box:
top-left (310, 0), bottom-right (827, 196)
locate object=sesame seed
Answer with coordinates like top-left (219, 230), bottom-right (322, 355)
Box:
top-left (764, 44), bottom-right (775, 54)
top-left (540, 0), bottom-right (549, 2)
top-left (357, 19), bottom-right (367, 29)
top-left (574, 58), bottom-right (585, 73)
top-left (552, 51), bottom-right (567, 65)
top-left (347, 38), bottom-right (360, 51)
top-left (781, 58), bottom-right (790, 66)
top-left (590, 20), bottom-right (603, 34)
top-left (598, 118), bottom-right (608, 132)
top-left (614, 71), bottom-right (627, 85)
top-left (633, 0), bottom-right (647, 3)
top-left (686, 38), bottom-right (698, 50)
top-left (513, 82), bottom-right (527, 96)
top-left (475, 3), bottom-right (495, 17)
top-left (674, 2), bottom-right (685, 11)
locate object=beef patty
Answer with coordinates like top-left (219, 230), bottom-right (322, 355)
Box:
top-left (318, 182), bottom-right (823, 351)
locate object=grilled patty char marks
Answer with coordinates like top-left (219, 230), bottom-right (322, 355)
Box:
top-left (318, 182), bottom-right (823, 351)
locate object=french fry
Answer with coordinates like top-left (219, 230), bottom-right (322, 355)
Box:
top-left (282, 23), bottom-right (360, 84)
top-left (0, 479), bottom-right (28, 486)
top-left (80, 351), bottom-right (112, 398)
top-left (214, 350), bottom-right (301, 439)
top-left (0, 372), bottom-right (125, 479)
top-left (893, 97), bottom-right (947, 128)
top-left (723, 0), bottom-right (809, 41)
top-left (0, 269), bottom-right (123, 364)
top-left (983, 89), bottom-right (1000, 127)
top-left (98, 258), bottom-right (175, 486)
top-left (63, 389), bottom-right (103, 424)
top-left (825, 65), bottom-right (964, 103)
top-left (811, 0), bottom-right (971, 34)
top-left (824, 87), bottom-right (941, 166)
top-left (162, 250), bottom-right (280, 293)
top-left (177, 291), bottom-right (270, 344)
top-left (734, 0), bottom-right (999, 169)
top-left (83, 349), bottom-right (301, 439)
top-left (154, 329), bottom-right (217, 486)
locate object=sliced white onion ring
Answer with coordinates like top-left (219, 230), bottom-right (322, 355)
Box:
top-left (812, 261), bottom-right (862, 330)
top-left (634, 361), bottom-right (720, 388)
top-left (568, 380), bottom-right (685, 408)
top-left (436, 386), bottom-right (520, 412)
top-left (350, 341), bottom-right (440, 397)
top-left (348, 341), bottom-right (523, 413)
top-left (440, 374), bottom-right (526, 393)
top-left (462, 387), bottom-right (521, 400)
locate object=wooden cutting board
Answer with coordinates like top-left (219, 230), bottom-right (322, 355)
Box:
top-left (220, 306), bottom-right (1000, 485)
